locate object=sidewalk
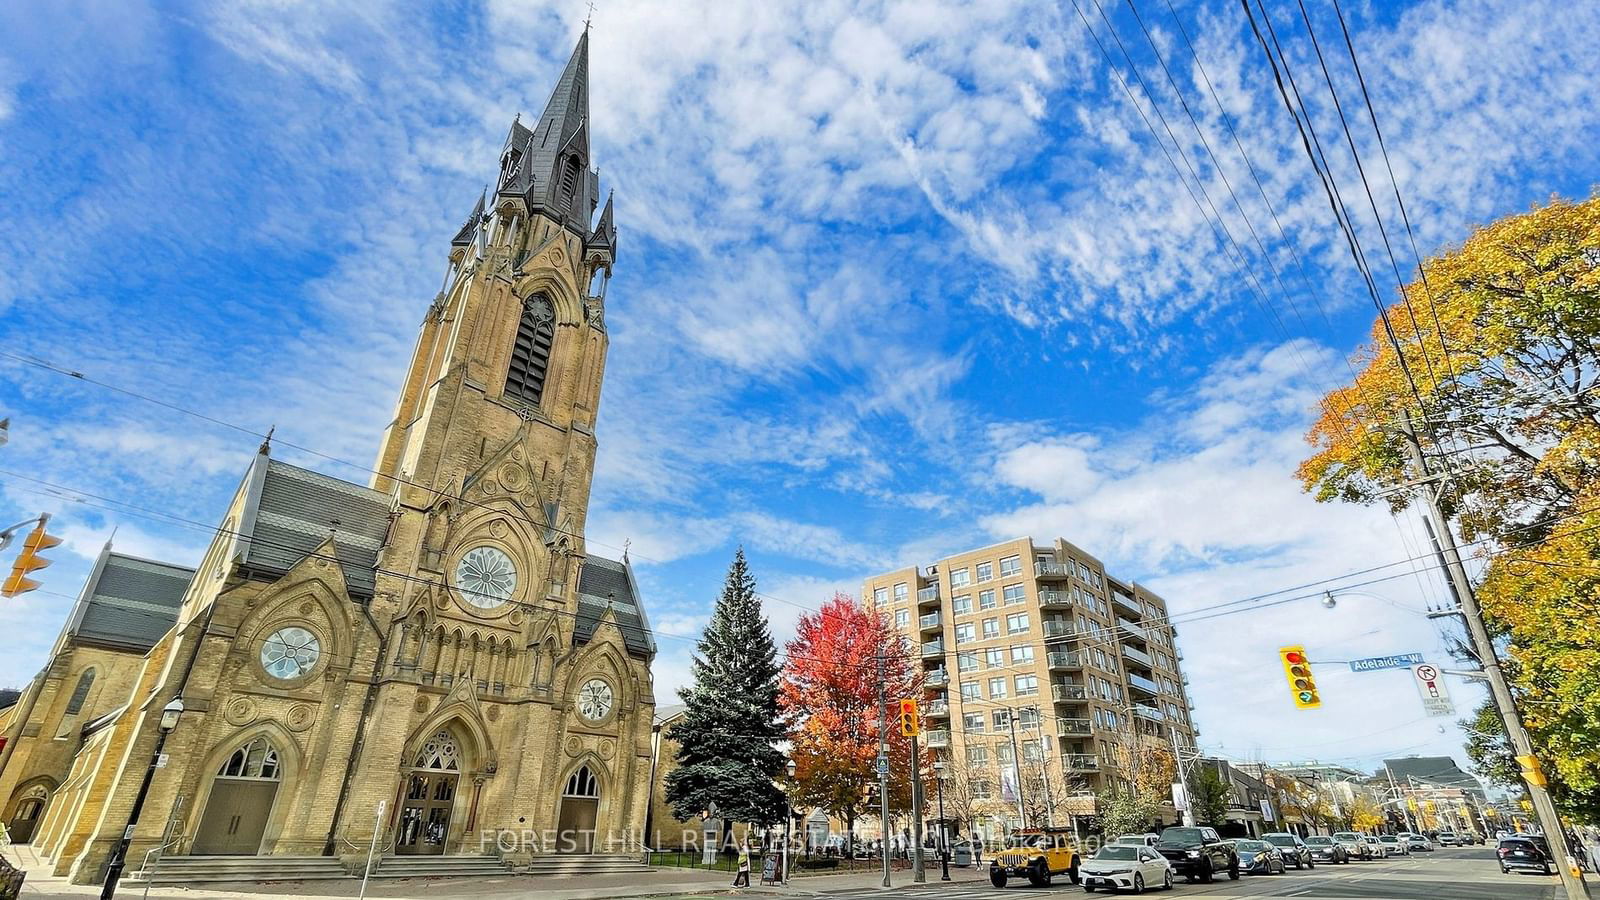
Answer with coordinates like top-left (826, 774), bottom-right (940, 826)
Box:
top-left (3, 848), bottom-right (988, 900)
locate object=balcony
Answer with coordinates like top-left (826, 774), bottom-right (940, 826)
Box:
top-left (1052, 682), bottom-right (1089, 702)
top-left (1128, 672), bottom-right (1160, 697)
top-left (921, 639), bottom-right (945, 658)
top-left (1047, 650), bottom-right (1083, 669)
top-left (925, 698), bottom-right (950, 717)
top-left (1056, 717), bottom-right (1093, 736)
top-left (926, 669), bottom-right (948, 686)
top-left (1117, 618), bottom-right (1150, 644)
top-left (1038, 589), bottom-right (1073, 609)
top-left (919, 611), bottom-right (942, 631)
top-left (1064, 754), bottom-right (1100, 771)
top-left (1034, 560), bottom-right (1070, 578)
top-left (925, 729), bottom-right (950, 748)
top-left (1112, 591), bottom-right (1142, 617)
top-left (1042, 619), bottom-right (1075, 638)
top-left (1132, 704), bottom-right (1166, 723)
top-left (917, 585), bottom-right (941, 603)
top-left (1121, 644), bottom-right (1154, 669)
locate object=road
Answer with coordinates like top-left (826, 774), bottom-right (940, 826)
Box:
top-left (804, 849), bottom-right (1562, 900)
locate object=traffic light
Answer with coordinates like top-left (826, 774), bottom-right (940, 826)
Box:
top-left (3, 515), bottom-right (62, 597)
top-left (899, 697), bottom-right (920, 737)
top-left (1278, 646), bottom-right (1321, 709)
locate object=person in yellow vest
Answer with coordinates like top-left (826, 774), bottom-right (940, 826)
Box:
top-left (733, 839), bottom-right (751, 887)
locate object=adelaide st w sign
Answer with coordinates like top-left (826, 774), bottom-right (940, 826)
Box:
top-left (1348, 652), bottom-right (1425, 672)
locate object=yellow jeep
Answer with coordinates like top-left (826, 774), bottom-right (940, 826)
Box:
top-left (989, 827), bottom-right (1080, 887)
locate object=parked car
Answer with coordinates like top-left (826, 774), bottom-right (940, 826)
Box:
top-left (989, 827), bottom-right (1080, 887)
top-left (1436, 830), bottom-right (1461, 847)
top-left (1304, 835), bottom-right (1349, 864)
top-left (1361, 835), bottom-right (1389, 858)
top-left (1113, 833), bottom-right (1162, 847)
top-left (1333, 832), bottom-right (1370, 859)
top-left (1262, 832), bottom-right (1316, 869)
top-left (1378, 834), bottom-right (1410, 856)
top-left (1402, 832), bottom-right (1434, 852)
top-left (1234, 840), bottom-right (1287, 875)
top-left (1155, 826), bottom-right (1239, 883)
top-left (1081, 844), bottom-right (1175, 893)
top-left (1498, 835), bottom-right (1554, 875)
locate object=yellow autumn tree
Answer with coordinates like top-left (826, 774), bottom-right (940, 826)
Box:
top-left (1298, 193), bottom-right (1600, 820)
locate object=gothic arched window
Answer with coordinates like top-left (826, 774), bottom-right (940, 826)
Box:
top-left (505, 293), bottom-right (555, 407)
top-left (414, 730), bottom-right (461, 771)
top-left (563, 765), bottom-right (599, 798)
top-left (218, 738), bottom-right (281, 780)
top-left (64, 669), bottom-right (96, 716)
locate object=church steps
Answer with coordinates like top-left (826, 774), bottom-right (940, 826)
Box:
top-left (131, 855), bottom-right (350, 884)
top-left (370, 855), bottom-right (514, 878)
top-left (521, 854), bottom-right (653, 875)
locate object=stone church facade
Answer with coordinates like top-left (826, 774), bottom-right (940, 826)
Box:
top-left (0, 32), bottom-right (658, 882)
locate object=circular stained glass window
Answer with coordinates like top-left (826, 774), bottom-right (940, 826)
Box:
top-left (261, 626), bottom-right (321, 680)
top-left (577, 679), bottom-right (614, 722)
top-left (456, 546), bottom-right (517, 609)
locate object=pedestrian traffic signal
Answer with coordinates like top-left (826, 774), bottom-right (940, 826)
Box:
top-left (899, 698), bottom-right (920, 737)
top-left (1278, 646), bottom-right (1320, 709)
top-left (3, 515), bottom-right (63, 598)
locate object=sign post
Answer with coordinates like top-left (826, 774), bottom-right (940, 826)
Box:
top-left (1411, 664), bottom-right (1455, 717)
top-left (358, 799), bottom-right (386, 900)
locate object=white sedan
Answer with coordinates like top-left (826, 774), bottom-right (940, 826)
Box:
top-left (1081, 844), bottom-right (1175, 893)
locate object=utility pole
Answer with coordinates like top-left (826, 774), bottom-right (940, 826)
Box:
top-left (910, 731), bottom-right (925, 883)
top-left (877, 653), bottom-right (891, 888)
top-left (1385, 764), bottom-right (1418, 834)
top-left (1399, 411), bottom-right (1588, 899)
top-left (1006, 710), bottom-right (1028, 830)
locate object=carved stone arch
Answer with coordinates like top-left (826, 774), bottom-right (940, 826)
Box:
top-left (561, 639), bottom-right (631, 710)
top-left (553, 753), bottom-right (612, 853)
top-left (404, 708), bottom-right (493, 777)
top-left (237, 573), bottom-right (355, 678)
top-left (511, 271), bottom-right (584, 328)
top-left (188, 719), bottom-right (304, 854)
top-left (4, 774), bottom-right (59, 829)
top-left (444, 498), bottom-right (550, 618)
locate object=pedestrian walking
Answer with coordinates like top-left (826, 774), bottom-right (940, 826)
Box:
top-left (732, 840), bottom-right (751, 887)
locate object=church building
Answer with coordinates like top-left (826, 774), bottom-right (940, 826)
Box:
top-left (0, 32), bottom-right (658, 883)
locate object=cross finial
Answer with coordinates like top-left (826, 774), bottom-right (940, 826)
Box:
top-left (584, 0), bottom-right (596, 30)
top-left (622, 538), bottom-right (631, 561)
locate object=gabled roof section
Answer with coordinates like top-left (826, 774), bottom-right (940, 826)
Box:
top-left (67, 550), bottom-right (193, 652)
top-left (239, 459), bottom-right (391, 598)
top-left (575, 554), bottom-right (655, 657)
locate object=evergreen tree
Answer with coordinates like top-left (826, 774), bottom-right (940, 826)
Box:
top-left (664, 548), bottom-right (788, 829)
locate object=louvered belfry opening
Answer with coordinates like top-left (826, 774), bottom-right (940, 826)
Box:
top-left (505, 292), bottom-right (556, 406)
top-left (557, 156), bottom-right (581, 214)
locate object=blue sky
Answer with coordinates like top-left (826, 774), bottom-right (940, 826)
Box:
top-left (2, 0), bottom-right (1597, 776)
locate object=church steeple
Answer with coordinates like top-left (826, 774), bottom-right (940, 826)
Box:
top-left (495, 32), bottom-right (597, 238)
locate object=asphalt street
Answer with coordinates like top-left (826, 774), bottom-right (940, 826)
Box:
top-left (807, 849), bottom-right (1562, 900)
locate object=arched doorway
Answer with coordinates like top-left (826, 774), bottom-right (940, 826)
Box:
top-left (193, 738), bottom-right (282, 855)
top-left (6, 784), bottom-right (50, 843)
top-left (557, 765), bottom-right (600, 854)
top-left (396, 730), bottom-right (461, 855)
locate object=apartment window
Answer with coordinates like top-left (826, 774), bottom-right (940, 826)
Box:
top-left (999, 554), bottom-right (1022, 576)
top-left (991, 709), bottom-right (1012, 729)
top-left (1093, 708), bottom-right (1103, 728)
top-left (873, 587), bottom-right (888, 606)
top-left (1099, 680), bottom-right (1112, 700)
top-left (976, 561), bottom-right (993, 583)
top-left (894, 609), bottom-right (910, 628)
top-left (958, 651), bottom-right (978, 672)
top-left (1105, 710), bottom-right (1119, 730)
top-left (964, 712), bottom-right (985, 733)
top-left (1023, 740), bottom-right (1044, 761)
top-left (1018, 706), bottom-right (1041, 728)
top-left (952, 594), bottom-right (973, 615)
top-left (997, 743), bottom-right (1015, 764)
top-left (984, 648), bottom-right (1004, 669)
top-left (893, 582), bottom-right (908, 602)
top-left (1094, 648), bottom-right (1107, 669)
top-left (988, 677), bottom-right (1008, 699)
top-left (978, 589), bottom-right (996, 610)
top-left (1015, 674), bottom-right (1039, 696)
top-left (1077, 562), bottom-right (1092, 580)
top-left (1092, 571), bottom-right (1102, 588)
top-left (961, 681), bottom-right (981, 700)
top-left (1006, 613), bottom-right (1030, 634)
top-left (966, 745), bottom-right (988, 766)
top-left (950, 568), bottom-right (971, 588)
top-left (1002, 584), bottom-right (1027, 606)
top-left (1009, 645), bottom-right (1035, 665)
top-left (954, 623), bottom-right (976, 645)
top-left (972, 778), bottom-right (993, 800)
top-left (982, 618), bottom-right (999, 639)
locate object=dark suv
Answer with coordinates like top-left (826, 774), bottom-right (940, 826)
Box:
top-left (1156, 826), bottom-right (1239, 883)
top-left (1262, 832), bottom-right (1316, 869)
top-left (1498, 836), bottom-right (1553, 875)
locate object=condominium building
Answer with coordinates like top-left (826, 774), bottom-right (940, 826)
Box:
top-left (863, 536), bottom-right (1199, 833)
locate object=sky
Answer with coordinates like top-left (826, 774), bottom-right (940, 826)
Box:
top-left (1, 0), bottom-right (1597, 779)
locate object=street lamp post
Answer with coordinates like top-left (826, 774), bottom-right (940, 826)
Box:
top-left (784, 760), bottom-right (796, 885)
top-left (933, 761), bottom-right (951, 882)
top-left (100, 699), bottom-right (183, 900)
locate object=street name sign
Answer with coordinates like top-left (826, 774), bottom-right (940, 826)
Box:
top-left (1349, 652), bottom-right (1425, 672)
top-left (1411, 663), bottom-right (1455, 717)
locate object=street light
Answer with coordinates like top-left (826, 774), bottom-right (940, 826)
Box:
top-left (784, 760), bottom-right (796, 885)
top-left (933, 760), bottom-right (951, 882)
top-left (101, 698), bottom-right (182, 900)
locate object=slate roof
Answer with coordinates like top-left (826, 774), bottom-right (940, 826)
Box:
top-left (1383, 756), bottom-right (1487, 798)
top-left (575, 554), bottom-right (655, 657)
top-left (239, 458), bottom-right (391, 598)
top-left (495, 32), bottom-right (601, 239)
top-left (67, 551), bottom-right (193, 652)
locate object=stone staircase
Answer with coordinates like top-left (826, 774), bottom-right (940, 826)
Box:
top-left (523, 854), bottom-right (653, 876)
top-left (131, 855), bottom-right (350, 885)
top-left (371, 854), bottom-right (515, 879)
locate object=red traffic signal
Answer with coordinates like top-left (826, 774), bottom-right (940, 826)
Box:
top-left (899, 697), bottom-right (920, 737)
top-left (1278, 645), bottom-right (1321, 709)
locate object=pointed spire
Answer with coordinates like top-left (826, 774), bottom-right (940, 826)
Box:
top-left (588, 189), bottom-right (616, 255)
top-left (450, 189), bottom-right (486, 246)
top-left (534, 31), bottom-right (590, 170)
